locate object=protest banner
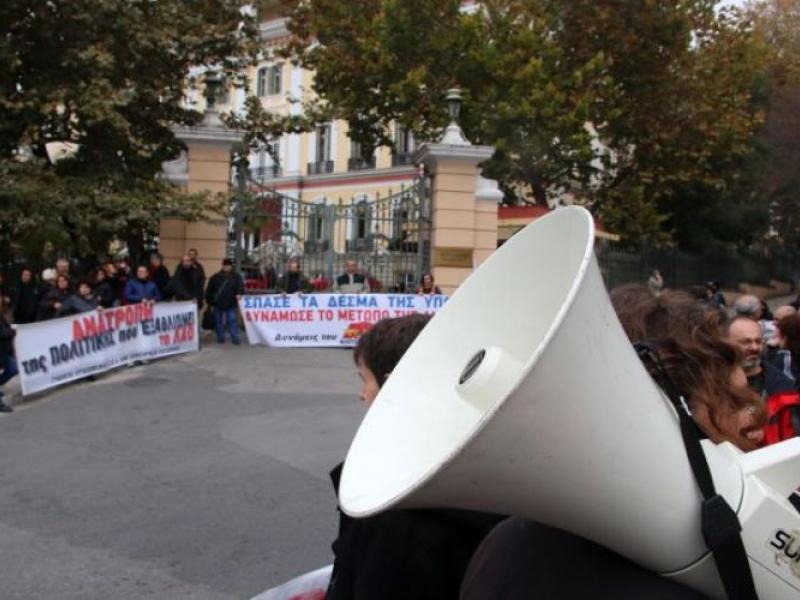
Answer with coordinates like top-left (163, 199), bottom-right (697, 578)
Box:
top-left (239, 293), bottom-right (448, 348)
top-left (14, 301), bottom-right (199, 395)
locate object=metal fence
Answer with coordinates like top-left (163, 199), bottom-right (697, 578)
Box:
top-left (596, 240), bottom-right (799, 292)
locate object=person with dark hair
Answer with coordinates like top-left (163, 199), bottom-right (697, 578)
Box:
top-left (760, 313), bottom-right (800, 443)
top-left (149, 253), bottom-right (171, 300)
top-left (187, 248), bottom-right (206, 283)
top-left (327, 314), bottom-right (502, 600)
top-left (205, 259), bottom-right (244, 345)
top-left (124, 265), bottom-right (160, 304)
top-left (58, 279), bottom-right (100, 316)
top-left (93, 267), bottom-right (115, 308)
top-left (168, 255), bottom-right (205, 307)
top-left (12, 267), bottom-right (40, 324)
top-left (38, 274), bottom-right (71, 320)
top-left (416, 272), bottom-right (442, 295)
top-left (276, 258), bottom-right (312, 294)
top-left (704, 281), bottom-right (726, 308)
top-left (461, 284), bottom-right (764, 600)
top-left (112, 258), bottom-right (131, 304)
top-left (0, 295), bottom-right (17, 412)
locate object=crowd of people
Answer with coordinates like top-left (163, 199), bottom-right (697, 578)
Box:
top-left (324, 280), bottom-right (799, 599)
top-left (0, 253), bottom-right (444, 412)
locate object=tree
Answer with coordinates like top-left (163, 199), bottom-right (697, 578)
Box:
top-left (747, 0), bottom-right (800, 249)
top-left (0, 0), bottom-right (258, 265)
top-left (277, 0), bottom-right (767, 245)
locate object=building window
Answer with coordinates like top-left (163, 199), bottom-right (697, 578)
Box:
top-left (393, 123), bottom-right (415, 166)
top-left (354, 200), bottom-right (370, 240)
top-left (348, 139), bottom-right (376, 170)
top-left (317, 124), bottom-right (331, 162)
top-left (309, 202), bottom-right (326, 241)
top-left (257, 64), bottom-right (283, 97)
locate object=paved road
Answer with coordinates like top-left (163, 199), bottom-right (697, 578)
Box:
top-left (0, 343), bottom-right (364, 599)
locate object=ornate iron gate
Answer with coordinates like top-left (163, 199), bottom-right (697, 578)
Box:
top-left (229, 178), bottom-right (432, 293)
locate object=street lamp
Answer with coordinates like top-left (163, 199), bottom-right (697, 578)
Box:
top-left (446, 88), bottom-right (462, 123)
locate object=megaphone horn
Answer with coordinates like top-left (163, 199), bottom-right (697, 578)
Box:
top-left (339, 206), bottom-right (800, 599)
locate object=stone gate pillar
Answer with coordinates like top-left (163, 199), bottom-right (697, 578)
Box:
top-left (160, 110), bottom-right (242, 271)
top-left (414, 98), bottom-right (502, 295)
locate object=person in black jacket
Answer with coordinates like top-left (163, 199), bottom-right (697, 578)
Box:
top-left (326, 314), bottom-right (502, 600)
top-left (168, 255), bottom-right (205, 307)
top-left (37, 274), bottom-right (71, 320)
top-left (149, 253), bottom-right (171, 300)
top-left (12, 268), bottom-right (40, 324)
top-left (92, 267), bottom-right (115, 308)
top-left (0, 296), bottom-right (18, 412)
top-left (205, 259), bottom-right (244, 344)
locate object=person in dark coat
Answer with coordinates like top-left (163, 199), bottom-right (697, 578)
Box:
top-left (275, 258), bottom-right (312, 294)
top-left (168, 255), bottom-right (205, 307)
top-left (124, 265), bottom-right (160, 304)
top-left (326, 314), bottom-right (502, 600)
top-left (0, 296), bottom-right (18, 412)
top-left (12, 268), bottom-right (40, 324)
top-left (92, 267), bottom-right (115, 309)
top-left (205, 259), bottom-right (244, 344)
top-left (460, 519), bottom-right (707, 600)
top-left (59, 280), bottom-right (100, 316)
top-left (149, 253), bottom-right (171, 300)
top-left (37, 274), bottom-right (71, 320)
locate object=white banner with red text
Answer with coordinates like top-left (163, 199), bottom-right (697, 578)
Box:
top-left (239, 293), bottom-right (448, 347)
top-left (13, 301), bottom-right (199, 395)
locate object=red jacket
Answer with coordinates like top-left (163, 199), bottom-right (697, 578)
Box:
top-left (756, 361), bottom-right (800, 445)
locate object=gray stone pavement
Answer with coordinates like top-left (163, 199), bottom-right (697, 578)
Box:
top-left (0, 341), bottom-right (364, 599)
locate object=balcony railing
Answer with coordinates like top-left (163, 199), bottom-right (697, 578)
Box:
top-left (347, 156), bottom-right (377, 171)
top-left (250, 165), bottom-right (282, 180)
top-left (307, 160), bottom-right (335, 175)
top-left (391, 153), bottom-right (413, 167)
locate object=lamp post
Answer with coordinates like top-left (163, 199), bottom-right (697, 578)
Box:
top-left (441, 87), bottom-right (469, 145)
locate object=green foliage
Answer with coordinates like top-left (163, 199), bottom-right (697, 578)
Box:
top-left (274, 0), bottom-right (769, 246)
top-left (0, 0), bottom-right (258, 263)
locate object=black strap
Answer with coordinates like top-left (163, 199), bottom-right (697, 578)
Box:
top-left (634, 342), bottom-right (758, 600)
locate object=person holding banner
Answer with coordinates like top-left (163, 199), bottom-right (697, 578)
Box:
top-left (276, 258), bottom-right (312, 295)
top-left (124, 265), bottom-right (161, 304)
top-left (416, 273), bottom-right (442, 296)
top-left (38, 274), bottom-right (71, 321)
top-left (0, 297), bottom-right (18, 412)
top-left (334, 260), bottom-right (369, 294)
top-left (58, 280), bottom-right (100, 316)
top-left (206, 259), bottom-right (244, 345)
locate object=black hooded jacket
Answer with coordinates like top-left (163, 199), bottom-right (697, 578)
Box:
top-left (325, 463), bottom-right (502, 600)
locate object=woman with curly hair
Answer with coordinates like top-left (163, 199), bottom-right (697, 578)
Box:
top-left (610, 283), bottom-right (766, 451)
top-left (461, 283), bottom-right (764, 600)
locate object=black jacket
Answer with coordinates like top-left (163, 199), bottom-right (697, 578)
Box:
top-left (0, 315), bottom-right (15, 363)
top-left (205, 271), bottom-right (244, 310)
top-left (150, 265), bottom-right (171, 299)
top-left (37, 287), bottom-right (70, 321)
top-left (168, 266), bottom-right (205, 305)
top-left (460, 518), bottom-right (706, 600)
top-left (12, 281), bottom-right (40, 324)
top-left (326, 463), bottom-right (502, 600)
top-left (276, 271), bottom-right (312, 294)
top-left (93, 280), bottom-right (115, 308)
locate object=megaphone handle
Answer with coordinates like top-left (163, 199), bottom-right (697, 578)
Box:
top-left (634, 343), bottom-right (759, 600)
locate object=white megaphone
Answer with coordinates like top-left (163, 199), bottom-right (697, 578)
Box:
top-left (339, 206), bottom-right (800, 599)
